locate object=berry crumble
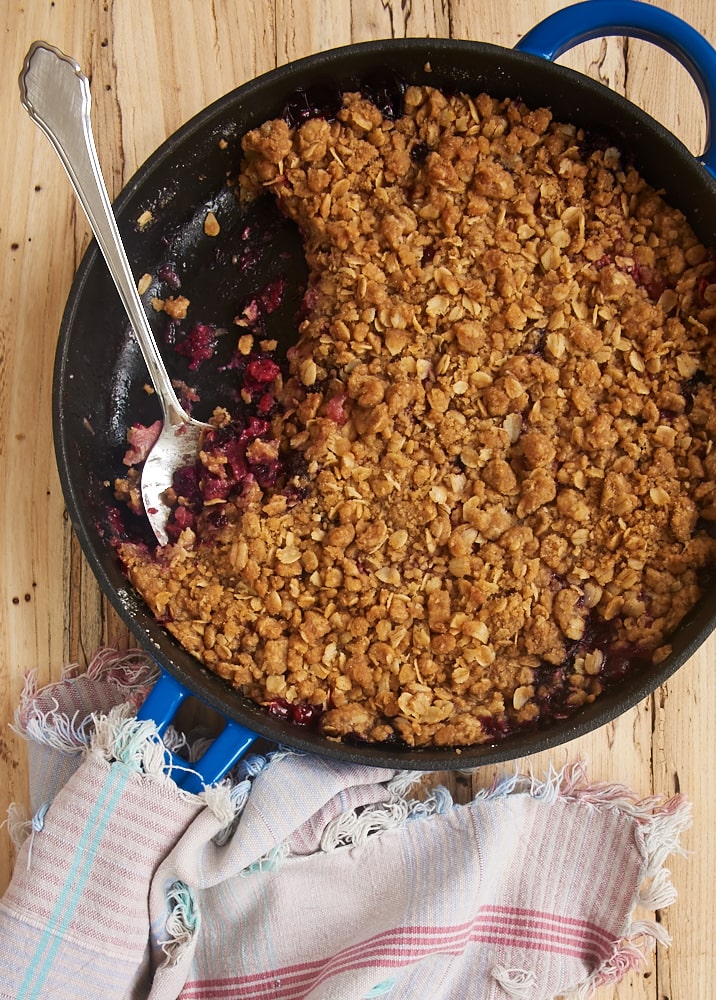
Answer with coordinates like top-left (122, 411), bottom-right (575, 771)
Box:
top-left (117, 85), bottom-right (716, 748)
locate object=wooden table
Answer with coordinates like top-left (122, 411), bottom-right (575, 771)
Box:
top-left (1, 1), bottom-right (714, 996)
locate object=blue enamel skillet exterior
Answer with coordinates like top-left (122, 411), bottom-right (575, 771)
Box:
top-left (51, 0), bottom-right (716, 787)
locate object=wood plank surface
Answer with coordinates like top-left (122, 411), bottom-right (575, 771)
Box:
top-left (1, 2), bottom-right (715, 996)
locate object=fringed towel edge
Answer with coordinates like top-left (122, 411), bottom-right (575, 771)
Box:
top-left (7, 646), bottom-right (275, 852)
top-left (571, 790), bottom-right (691, 999)
top-left (318, 760), bottom-right (691, 999)
top-left (88, 706), bottom-right (244, 820)
top-left (12, 647), bottom-right (158, 754)
top-left (319, 770), bottom-right (453, 851)
top-left (2, 802), bottom-right (31, 851)
top-left (514, 762), bottom-right (692, 999)
top-left (159, 879), bottom-right (201, 965)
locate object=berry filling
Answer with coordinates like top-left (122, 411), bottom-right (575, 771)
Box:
top-left (267, 698), bottom-right (321, 726)
top-left (174, 323), bottom-right (219, 370)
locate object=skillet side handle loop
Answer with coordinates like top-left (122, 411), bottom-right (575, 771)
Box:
top-left (516, 0), bottom-right (716, 180)
top-left (178, 721), bottom-right (257, 795)
top-left (136, 666), bottom-right (257, 791)
top-left (136, 666), bottom-right (190, 732)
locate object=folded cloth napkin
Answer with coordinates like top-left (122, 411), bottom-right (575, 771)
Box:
top-left (0, 649), bottom-right (691, 1000)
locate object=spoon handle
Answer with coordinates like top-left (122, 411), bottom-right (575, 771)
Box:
top-left (19, 41), bottom-right (187, 423)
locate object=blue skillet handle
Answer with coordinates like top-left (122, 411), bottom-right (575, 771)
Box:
top-left (136, 667), bottom-right (257, 794)
top-left (516, 0), bottom-right (716, 180)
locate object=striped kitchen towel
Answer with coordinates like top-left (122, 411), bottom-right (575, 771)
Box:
top-left (0, 648), bottom-right (691, 1000)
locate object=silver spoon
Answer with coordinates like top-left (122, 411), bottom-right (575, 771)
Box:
top-left (19, 41), bottom-right (211, 546)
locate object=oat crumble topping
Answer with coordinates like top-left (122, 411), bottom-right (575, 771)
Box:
top-left (117, 85), bottom-right (716, 748)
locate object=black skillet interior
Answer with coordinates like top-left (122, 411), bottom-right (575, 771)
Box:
top-left (54, 38), bottom-right (716, 769)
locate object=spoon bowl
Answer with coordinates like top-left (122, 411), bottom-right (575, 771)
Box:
top-left (19, 40), bottom-right (210, 546)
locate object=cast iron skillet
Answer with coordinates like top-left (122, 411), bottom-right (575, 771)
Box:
top-left (53, 0), bottom-right (716, 780)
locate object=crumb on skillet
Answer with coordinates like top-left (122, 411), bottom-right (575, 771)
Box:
top-left (116, 85), bottom-right (716, 748)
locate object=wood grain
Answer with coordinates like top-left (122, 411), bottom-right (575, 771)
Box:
top-left (1, 2), bottom-right (715, 995)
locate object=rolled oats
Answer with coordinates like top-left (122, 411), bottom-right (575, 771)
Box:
top-left (119, 85), bottom-right (716, 749)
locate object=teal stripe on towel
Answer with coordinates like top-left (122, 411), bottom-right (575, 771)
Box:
top-left (16, 763), bottom-right (131, 1000)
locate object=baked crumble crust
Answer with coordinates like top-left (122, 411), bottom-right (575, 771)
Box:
top-left (118, 85), bottom-right (716, 748)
